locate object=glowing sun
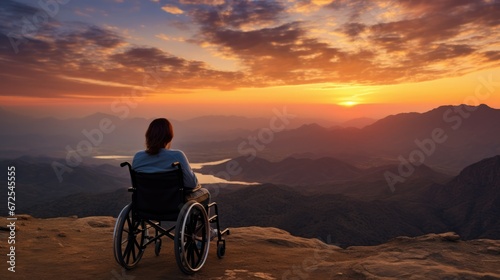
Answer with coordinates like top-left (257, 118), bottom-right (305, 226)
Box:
top-left (338, 101), bottom-right (359, 107)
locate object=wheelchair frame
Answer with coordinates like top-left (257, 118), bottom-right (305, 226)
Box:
top-left (113, 161), bottom-right (230, 275)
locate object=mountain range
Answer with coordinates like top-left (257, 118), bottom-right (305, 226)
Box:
top-left (3, 154), bottom-right (499, 248)
top-left (191, 104), bottom-right (500, 173)
top-left (2, 104), bottom-right (500, 173)
top-left (0, 107), bottom-right (337, 161)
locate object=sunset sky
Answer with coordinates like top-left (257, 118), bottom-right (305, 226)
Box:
top-left (1, 0), bottom-right (499, 121)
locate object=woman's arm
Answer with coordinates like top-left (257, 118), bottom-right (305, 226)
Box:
top-left (175, 150), bottom-right (200, 189)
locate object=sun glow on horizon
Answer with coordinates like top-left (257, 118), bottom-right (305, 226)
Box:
top-left (338, 101), bottom-right (359, 107)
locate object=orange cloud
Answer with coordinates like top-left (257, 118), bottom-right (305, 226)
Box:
top-left (161, 4), bottom-right (184, 14)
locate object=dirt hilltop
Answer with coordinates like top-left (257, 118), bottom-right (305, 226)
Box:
top-left (1, 215), bottom-right (500, 279)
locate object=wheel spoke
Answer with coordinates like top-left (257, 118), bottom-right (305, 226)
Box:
top-left (194, 236), bottom-right (204, 242)
top-left (194, 221), bottom-right (204, 235)
top-left (125, 215), bottom-right (132, 228)
top-left (194, 242), bottom-right (202, 259)
top-left (187, 245), bottom-right (193, 265)
top-left (131, 241), bottom-right (137, 261)
top-left (124, 241), bottom-right (132, 263)
top-left (189, 246), bottom-right (196, 267)
top-left (134, 238), bottom-right (141, 250)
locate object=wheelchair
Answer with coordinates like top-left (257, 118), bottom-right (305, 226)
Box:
top-left (113, 162), bottom-right (230, 274)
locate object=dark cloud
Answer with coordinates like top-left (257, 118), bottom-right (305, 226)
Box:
top-left (0, 0), bottom-right (40, 34)
top-left (111, 47), bottom-right (185, 69)
top-left (79, 26), bottom-right (123, 48)
top-left (395, 0), bottom-right (485, 17)
top-left (423, 44), bottom-right (476, 62)
top-left (219, 0), bottom-right (285, 28)
top-left (190, 0), bottom-right (285, 29)
top-left (341, 23), bottom-right (366, 39)
top-left (483, 51), bottom-right (500, 62)
top-left (326, 0), bottom-right (378, 20)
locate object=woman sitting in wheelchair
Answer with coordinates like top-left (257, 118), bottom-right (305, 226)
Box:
top-left (132, 118), bottom-right (211, 209)
top-left (114, 118), bottom-right (228, 274)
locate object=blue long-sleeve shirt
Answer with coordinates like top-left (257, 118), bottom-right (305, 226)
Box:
top-left (132, 148), bottom-right (199, 189)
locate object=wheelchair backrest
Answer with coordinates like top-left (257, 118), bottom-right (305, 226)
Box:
top-left (124, 162), bottom-right (185, 221)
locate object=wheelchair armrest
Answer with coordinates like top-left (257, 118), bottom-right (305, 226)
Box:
top-left (120, 162), bottom-right (131, 168)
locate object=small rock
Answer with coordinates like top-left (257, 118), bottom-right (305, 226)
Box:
top-left (486, 246), bottom-right (500, 255)
top-left (58, 232), bottom-right (67, 238)
top-left (17, 215), bottom-right (32, 220)
top-left (266, 238), bottom-right (299, 248)
top-left (87, 220), bottom-right (112, 228)
top-left (69, 215), bottom-right (78, 219)
top-left (441, 232), bottom-right (460, 242)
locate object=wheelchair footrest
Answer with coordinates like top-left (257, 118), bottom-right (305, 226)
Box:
top-left (219, 228), bottom-right (230, 236)
top-left (208, 214), bottom-right (218, 223)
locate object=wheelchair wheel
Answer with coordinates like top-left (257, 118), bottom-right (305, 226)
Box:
top-left (174, 201), bottom-right (210, 274)
top-left (113, 204), bottom-right (146, 269)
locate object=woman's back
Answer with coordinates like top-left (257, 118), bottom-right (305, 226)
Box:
top-left (132, 148), bottom-right (199, 189)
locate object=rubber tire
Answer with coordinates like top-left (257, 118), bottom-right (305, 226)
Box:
top-left (113, 204), bottom-right (146, 269)
top-left (174, 201), bottom-right (210, 274)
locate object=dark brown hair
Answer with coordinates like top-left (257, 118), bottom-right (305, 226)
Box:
top-left (145, 118), bottom-right (174, 155)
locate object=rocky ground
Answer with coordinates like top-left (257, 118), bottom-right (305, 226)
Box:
top-left (1, 215), bottom-right (500, 279)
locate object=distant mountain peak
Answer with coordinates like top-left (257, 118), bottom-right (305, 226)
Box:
top-left (296, 123), bottom-right (327, 130)
top-left (455, 155), bottom-right (500, 187)
top-left (81, 112), bottom-right (117, 120)
top-left (340, 117), bottom-right (377, 128)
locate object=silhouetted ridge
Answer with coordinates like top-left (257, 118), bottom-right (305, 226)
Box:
top-left (429, 155), bottom-right (500, 240)
top-left (455, 155), bottom-right (500, 187)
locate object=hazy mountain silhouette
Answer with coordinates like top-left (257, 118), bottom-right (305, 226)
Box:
top-left (2, 104), bottom-right (499, 172)
top-left (340, 117), bottom-right (377, 128)
top-left (427, 155), bottom-right (500, 239)
top-left (360, 104), bottom-right (500, 171)
top-left (0, 157), bottom-right (129, 214)
top-left (0, 108), bottom-right (336, 160)
top-left (204, 104), bottom-right (500, 173)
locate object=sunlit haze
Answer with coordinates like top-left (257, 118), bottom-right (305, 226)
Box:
top-left (1, 0), bottom-right (499, 121)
